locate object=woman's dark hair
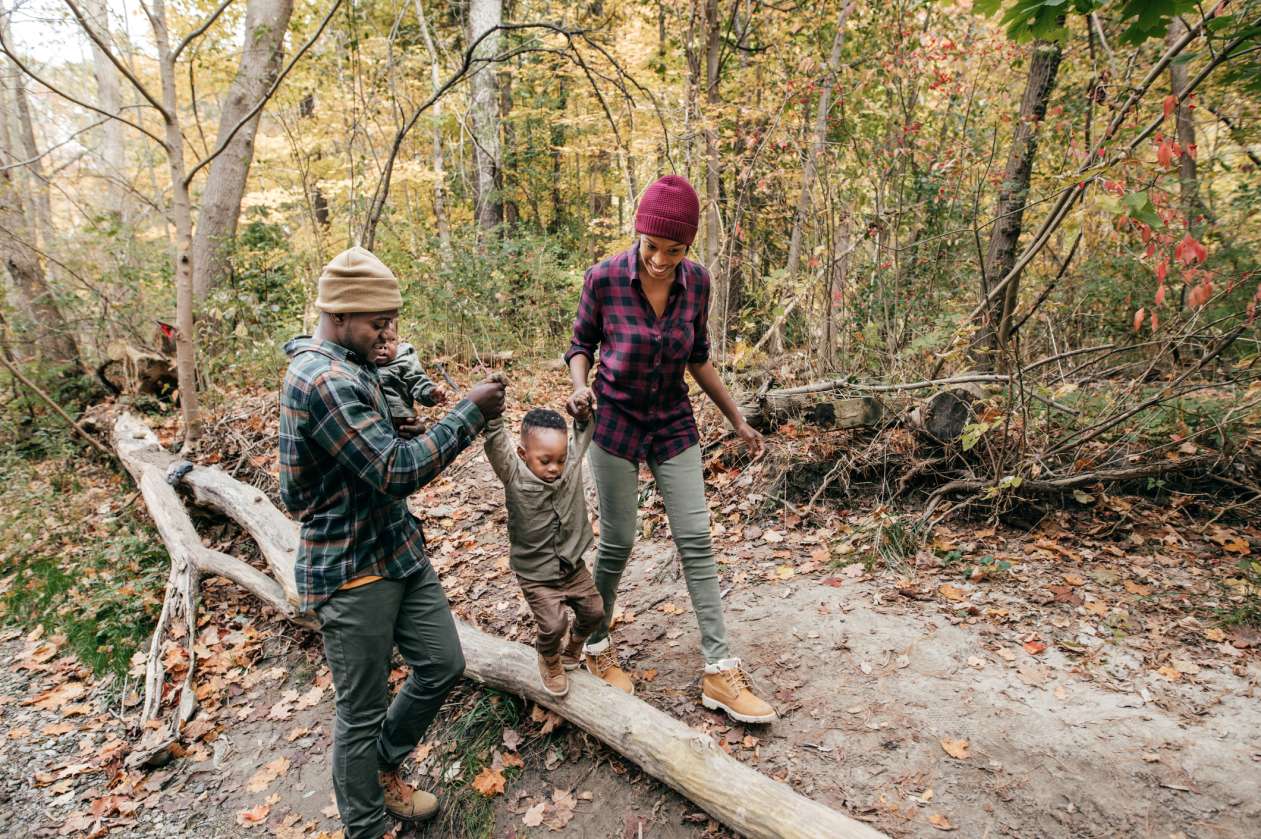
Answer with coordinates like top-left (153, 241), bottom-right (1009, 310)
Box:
top-left (521, 408), bottom-right (567, 437)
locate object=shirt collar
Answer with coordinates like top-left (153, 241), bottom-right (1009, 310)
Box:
top-left (284, 335), bottom-right (369, 367)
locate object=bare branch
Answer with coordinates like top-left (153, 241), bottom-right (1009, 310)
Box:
top-left (64, 0), bottom-right (168, 118)
top-left (171, 0), bottom-right (235, 63)
top-left (0, 28), bottom-right (166, 148)
top-left (360, 21), bottom-right (584, 248)
top-left (184, 0), bottom-right (342, 185)
top-left (0, 118), bottom-right (108, 172)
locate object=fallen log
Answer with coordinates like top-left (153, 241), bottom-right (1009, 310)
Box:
top-left (112, 412), bottom-right (885, 839)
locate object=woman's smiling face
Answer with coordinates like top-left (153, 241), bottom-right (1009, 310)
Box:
top-left (639, 234), bottom-right (687, 282)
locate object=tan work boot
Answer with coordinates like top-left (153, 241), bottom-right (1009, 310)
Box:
top-left (583, 638), bottom-right (635, 694)
top-left (560, 633), bottom-right (585, 671)
top-left (379, 770), bottom-right (438, 823)
top-left (538, 652), bottom-right (569, 697)
top-left (701, 659), bottom-right (777, 724)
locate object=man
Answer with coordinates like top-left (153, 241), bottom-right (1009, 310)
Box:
top-left (279, 246), bottom-right (505, 839)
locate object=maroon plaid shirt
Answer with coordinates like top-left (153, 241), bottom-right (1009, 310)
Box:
top-left (564, 241), bottom-right (710, 464)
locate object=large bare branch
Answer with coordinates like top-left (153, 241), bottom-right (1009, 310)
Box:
top-left (0, 28), bottom-right (166, 147)
top-left (64, 0), bottom-right (168, 117)
top-left (183, 0), bottom-right (342, 185)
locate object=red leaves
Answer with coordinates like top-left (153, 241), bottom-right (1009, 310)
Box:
top-left (1156, 261), bottom-right (1168, 283)
top-left (1155, 283), bottom-right (1166, 306)
top-left (1163, 94), bottom-right (1177, 119)
top-left (1174, 233), bottom-right (1207, 267)
top-left (1186, 279), bottom-right (1215, 309)
top-left (1156, 135), bottom-right (1175, 168)
top-left (1133, 307), bottom-right (1146, 333)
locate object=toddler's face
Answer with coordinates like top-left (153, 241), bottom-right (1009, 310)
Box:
top-left (518, 427), bottom-right (568, 483)
top-left (371, 335), bottom-right (398, 366)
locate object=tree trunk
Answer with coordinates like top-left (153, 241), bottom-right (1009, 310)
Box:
top-left (0, 167), bottom-right (81, 368)
top-left (974, 39), bottom-right (1062, 365)
top-left (151, 0), bottom-right (202, 446)
top-left (414, 0), bottom-right (451, 252)
top-left (82, 0), bottom-right (126, 218)
top-left (1166, 18), bottom-right (1206, 231)
top-left (0, 27), bottom-right (80, 371)
top-left (0, 10), bottom-right (52, 243)
top-left (190, 0), bottom-right (293, 305)
top-left (112, 410), bottom-right (886, 839)
top-left (468, 0), bottom-right (502, 234)
top-left (780, 3), bottom-right (854, 356)
top-left (702, 0), bottom-right (725, 349)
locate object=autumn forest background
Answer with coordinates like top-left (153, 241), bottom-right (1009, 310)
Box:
top-left (1, 0), bottom-right (1260, 836)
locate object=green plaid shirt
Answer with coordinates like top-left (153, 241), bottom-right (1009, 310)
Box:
top-left (279, 336), bottom-right (484, 610)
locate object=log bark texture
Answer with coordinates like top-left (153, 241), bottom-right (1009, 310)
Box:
top-left (112, 411), bottom-right (885, 839)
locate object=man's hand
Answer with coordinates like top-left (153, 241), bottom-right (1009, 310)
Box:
top-left (468, 377), bottom-right (507, 420)
top-left (567, 386), bottom-right (594, 420)
top-left (394, 416), bottom-right (426, 439)
top-left (734, 420), bottom-right (764, 459)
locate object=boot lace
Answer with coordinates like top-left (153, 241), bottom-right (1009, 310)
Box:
top-left (592, 647), bottom-right (620, 675)
top-left (721, 666), bottom-right (752, 694)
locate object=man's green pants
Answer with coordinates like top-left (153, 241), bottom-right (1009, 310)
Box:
top-left (315, 564), bottom-right (463, 839)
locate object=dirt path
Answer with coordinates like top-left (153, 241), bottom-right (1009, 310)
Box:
top-left (6, 403), bottom-right (1261, 838)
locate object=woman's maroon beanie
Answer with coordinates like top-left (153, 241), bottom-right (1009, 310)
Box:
top-left (635, 175), bottom-right (699, 246)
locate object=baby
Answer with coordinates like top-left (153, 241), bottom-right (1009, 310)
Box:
top-left (371, 337), bottom-right (448, 427)
top-left (484, 407), bottom-right (603, 697)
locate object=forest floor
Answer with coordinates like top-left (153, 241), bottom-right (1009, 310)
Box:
top-left (3, 366), bottom-right (1260, 838)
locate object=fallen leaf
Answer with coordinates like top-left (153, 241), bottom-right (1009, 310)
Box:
top-left (938, 584), bottom-right (966, 602)
top-left (522, 802), bottom-right (546, 827)
top-left (502, 728), bottom-right (522, 751)
top-left (472, 766), bottom-right (506, 797)
top-left (1063, 574), bottom-right (1085, 587)
top-left (763, 530), bottom-right (784, 544)
top-left (928, 813), bottom-right (956, 831)
top-left (1157, 665), bottom-right (1182, 681)
top-left (1022, 640), bottom-right (1046, 656)
top-left (237, 803), bottom-right (271, 826)
top-left (940, 738), bottom-right (970, 760)
top-left (245, 756), bottom-right (290, 793)
top-left (640, 668), bottom-right (658, 682)
top-left (1124, 579), bottom-right (1153, 596)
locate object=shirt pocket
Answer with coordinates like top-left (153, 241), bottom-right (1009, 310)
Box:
top-left (663, 319), bottom-right (695, 362)
top-left (508, 484), bottom-right (559, 546)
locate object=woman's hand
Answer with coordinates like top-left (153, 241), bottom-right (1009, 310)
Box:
top-left (734, 420), bottom-right (764, 459)
top-left (567, 386), bottom-right (595, 420)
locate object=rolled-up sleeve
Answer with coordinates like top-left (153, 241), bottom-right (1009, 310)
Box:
top-left (564, 269), bottom-right (602, 364)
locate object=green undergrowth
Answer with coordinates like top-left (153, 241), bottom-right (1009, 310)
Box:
top-left (417, 686), bottom-right (531, 838)
top-left (0, 439), bottom-right (166, 680)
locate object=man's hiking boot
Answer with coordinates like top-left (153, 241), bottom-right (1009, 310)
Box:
top-left (583, 638), bottom-right (634, 694)
top-left (539, 653), bottom-right (569, 697)
top-left (379, 771), bottom-right (438, 823)
top-left (701, 660), bottom-right (777, 724)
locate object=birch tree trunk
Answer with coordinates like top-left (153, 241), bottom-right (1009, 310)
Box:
top-left (1166, 18), bottom-right (1206, 231)
top-left (151, 0), bottom-right (202, 446)
top-left (974, 38), bottom-right (1062, 364)
top-left (82, 0), bottom-right (126, 218)
top-left (190, 0), bottom-right (293, 305)
top-left (414, 0), bottom-right (451, 252)
top-left (780, 2), bottom-right (855, 356)
top-left (468, 0), bottom-right (502, 234)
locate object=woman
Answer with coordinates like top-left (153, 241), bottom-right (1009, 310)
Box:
top-left (564, 175), bottom-right (775, 723)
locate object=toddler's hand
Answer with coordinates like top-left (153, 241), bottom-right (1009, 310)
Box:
top-left (432, 386), bottom-right (450, 405)
top-left (567, 387), bottom-right (594, 420)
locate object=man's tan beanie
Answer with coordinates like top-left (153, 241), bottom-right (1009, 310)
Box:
top-left (314, 246), bottom-right (403, 313)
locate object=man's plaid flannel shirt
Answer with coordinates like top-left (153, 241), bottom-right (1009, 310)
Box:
top-left (563, 241), bottom-right (710, 464)
top-left (279, 337), bottom-right (484, 610)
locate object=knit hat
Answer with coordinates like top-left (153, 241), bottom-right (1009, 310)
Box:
top-left (636, 175), bottom-right (699, 246)
top-left (314, 246), bottom-right (403, 313)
